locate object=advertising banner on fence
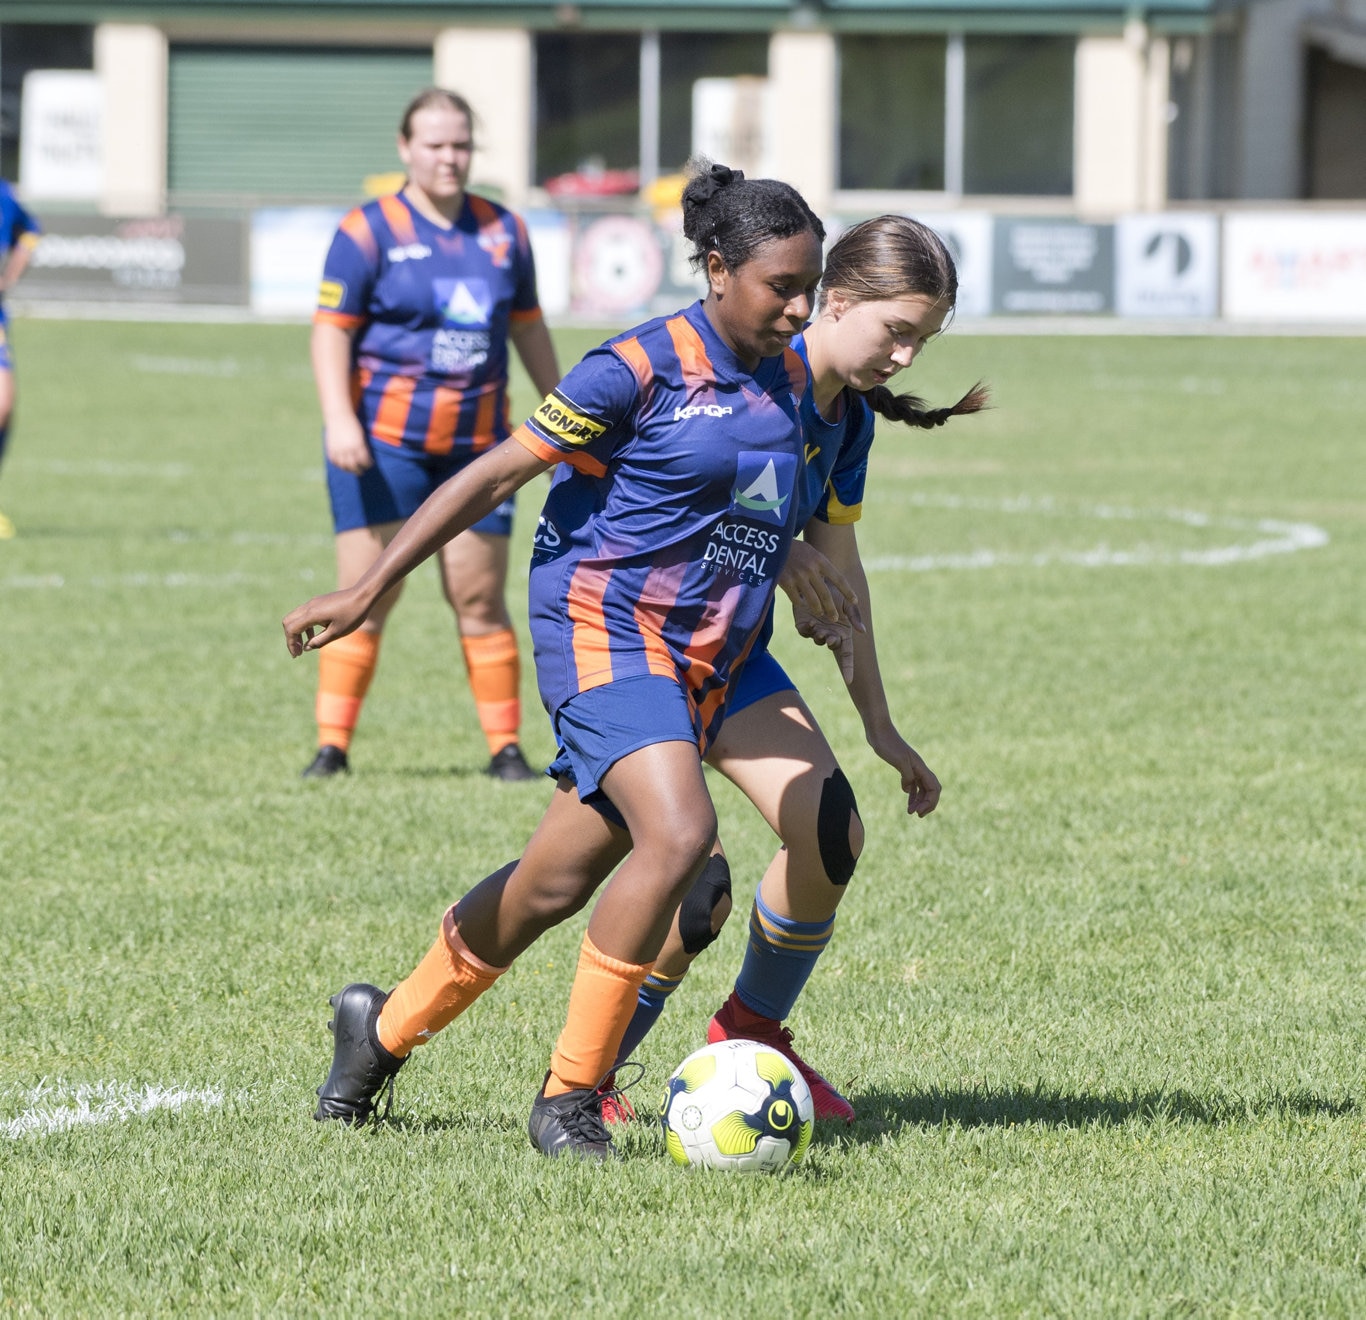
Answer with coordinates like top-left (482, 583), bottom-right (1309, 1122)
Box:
top-left (23, 214), bottom-right (247, 304)
top-left (1115, 213), bottom-right (1219, 317)
top-left (250, 208), bottom-right (346, 315)
top-left (993, 218), bottom-right (1114, 314)
top-left (1223, 212), bottom-right (1366, 322)
top-left (926, 212), bottom-right (994, 318)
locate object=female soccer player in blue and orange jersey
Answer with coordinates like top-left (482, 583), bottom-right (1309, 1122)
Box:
top-left (601, 216), bottom-right (989, 1124)
top-left (284, 164), bottom-right (844, 1159)
top-left (0, 179), bottom-right (42, 540)
top-left (303, 88), bottom-right (561, 780)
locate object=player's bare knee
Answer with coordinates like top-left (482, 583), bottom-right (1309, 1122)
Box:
top-left (678, 854), bottom-right (733, 955)
top-left (817, 768), bottom-right (862, 886)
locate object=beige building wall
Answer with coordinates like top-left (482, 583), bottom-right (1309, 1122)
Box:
top-left (435, 27), bottom-right (533, 208)
top-left (769, 29), bottom-right (837, 215)
top-left (1075, 25), bottom-right (1170, 215)
top-left (95, 23), bottom-right (168, 216)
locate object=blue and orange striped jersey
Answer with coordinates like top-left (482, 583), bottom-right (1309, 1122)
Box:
top-left (0, 181), bottom-right (40, 289)
top-left (514, 300), bottom-right (809, 748)
top-left (314, 190), bottom-right (542, 454)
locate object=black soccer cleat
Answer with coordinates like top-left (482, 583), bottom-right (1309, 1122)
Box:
top-left (528, 1073), bottom-right (619, 1161)
top-left (315, 983), bottom-right (406, 1126)
top-left (302, 745), bottom-right (350, 779)
top-left (486, 743), bottom-right (538, 782)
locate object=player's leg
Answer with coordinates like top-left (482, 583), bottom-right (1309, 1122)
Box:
top-left (704, 689), bottom-right (862, 1122)
top-left (316, 778), bottom-right (630, 1126)
top-left (0, 334), bottom-right (18, 539)
top-left (528, 677), bottom-right (718, 1158)
top-left (436, 511), bottom-right (535, 781)
top-left (303, 520), bottom-right (404, 776)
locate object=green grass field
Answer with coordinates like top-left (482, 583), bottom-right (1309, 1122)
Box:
top-left (1, 317), bottom-right (1362, 1316)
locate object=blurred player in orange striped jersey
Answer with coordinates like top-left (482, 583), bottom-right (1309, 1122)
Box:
top-left (304, 88), bottom-right (561, 781)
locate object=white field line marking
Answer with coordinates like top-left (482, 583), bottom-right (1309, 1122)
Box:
top-left (29, 459), bottom-right (192, 479)
top-left (131, 354), bottom-right (241, 377)
top-left (3, 1081), bottom-right (224, 1140)
top-left (864, 495), bottom-right (1329, 572)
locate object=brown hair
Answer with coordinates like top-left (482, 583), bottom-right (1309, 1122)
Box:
top-left (399, 87), bottom-right (476, 142)
top-left (822, 215), bottom-right (989, 429)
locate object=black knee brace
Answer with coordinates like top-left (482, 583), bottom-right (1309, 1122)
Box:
top-left (678, 854), bottom-right (733, 955)
top-left (817, 768), bottom-right (860, 886)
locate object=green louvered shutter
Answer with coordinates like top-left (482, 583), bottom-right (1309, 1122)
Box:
top-left (168, 45), bottom-right (433, 205)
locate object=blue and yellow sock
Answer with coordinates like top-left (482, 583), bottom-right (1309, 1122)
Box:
top-left (732, 891), bottom-right (834, 1022)
top-left (612, 969), bottom-right (685, 1068)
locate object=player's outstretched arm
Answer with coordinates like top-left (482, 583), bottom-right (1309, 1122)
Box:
top-left (283, 438), bottom-right (551, 656)
top-left (802, 518), bottom-right (941, 818)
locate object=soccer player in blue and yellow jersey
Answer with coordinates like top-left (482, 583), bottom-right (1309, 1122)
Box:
top-left (304, 89), bottom-right (561, 780)
top-left (601, 216), bottom-right (989, 1124)
top-left (0, 179), bottom-right (42, 540)
top-left (285, 164), bottom-right (842, 1159)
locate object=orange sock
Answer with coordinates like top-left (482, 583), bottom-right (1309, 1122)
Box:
top-left (377, 906), bottom-right (508, 1057)
top-left (315, 629), bottom-right (381, 751)
top-left (545, 934), bottom-right (652, 1096)
top-left (461, 627), bottom-right (521, 756)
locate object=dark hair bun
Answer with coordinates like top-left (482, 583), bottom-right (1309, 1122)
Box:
top-left (683, 163), bottom-right (745, 211)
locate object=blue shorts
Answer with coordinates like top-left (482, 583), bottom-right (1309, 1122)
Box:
top-left (325, 435), bottom-right (514, 536)
top-left (725, 648), bottom-right (796, 719)
top-left (547, 674), bottom-right (702, 828)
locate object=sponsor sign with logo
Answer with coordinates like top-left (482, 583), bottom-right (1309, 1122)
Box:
top-left (1115, 213), bottom-right (1219, 318)
top-left (993, 218), bottom-right (1114, 314)
top-left (23, 214), bottom-right (247, 304)
top-left (1223, 212), bottom-right (1366, 322)
top-left (925, 213), bottom-right (994, 318)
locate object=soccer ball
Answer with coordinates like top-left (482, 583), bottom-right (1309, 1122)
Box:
top-left (659, 1040), bottom-right (814, 1173)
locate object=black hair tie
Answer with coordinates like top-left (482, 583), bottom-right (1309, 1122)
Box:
top-left (687, 163), bottom-right (745, 206)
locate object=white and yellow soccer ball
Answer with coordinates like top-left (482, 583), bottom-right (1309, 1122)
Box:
top-left (660, 1039), bottom-right (814, 1173)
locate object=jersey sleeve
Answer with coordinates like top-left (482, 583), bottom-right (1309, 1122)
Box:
top-left (313, 208), bottom-right (378, 330)
top-left (812, 401), bottom-right (875, 525)
top-left (508, 212), bottom-right (542, 323)
top-left (511, 347), bottom-right (640, 478)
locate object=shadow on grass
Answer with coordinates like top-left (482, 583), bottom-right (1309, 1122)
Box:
top-left (846, 1083), bottom-right (1357, 1137)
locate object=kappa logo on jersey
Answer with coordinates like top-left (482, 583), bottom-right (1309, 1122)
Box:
top-left (673, 404), bottom-right (734, 422)
top-left (317, 279), bottom-right (346, 310)
top-left (387, 242), bottom-right (432, 263)
top-left (533, 390), bottom-right (609, 447)
top-left (434, 278), bottom-right (493, 327)
top-left (730, 451), bottom-right (796, 525)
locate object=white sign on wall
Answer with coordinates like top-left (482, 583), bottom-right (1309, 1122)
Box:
top-left (925, 213), bottom-right (994, 319)
top-left (692, 77), bottom-right (776, 180)
top-left (1115, 213), bottom-right (1219, 317)
top-left (19, 70), bottom-right (103, 201)
top-left (1224, 212), bottom-right (1366, 322)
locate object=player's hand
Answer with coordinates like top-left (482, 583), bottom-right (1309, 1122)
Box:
top-left (323, 414), bottom-right (373, 474)
top-left (791, 600), bottom-right (857, 683)
top-left (869, 730), bottom-right (941, 818)
top-left (778, 540), bottom-right (865, 632)
top-left (282, 587), bottom-right (369, 656)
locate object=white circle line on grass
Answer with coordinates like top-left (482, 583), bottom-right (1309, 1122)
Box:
top-left (3, 1081), bottom-right (225, 1140)
top-left (864, 496), bottom-right (1329, 572)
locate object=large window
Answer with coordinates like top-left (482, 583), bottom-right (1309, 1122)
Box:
top-left (963, 37), bottom-right (1073, 195)
top-left (0, 24), bottom-right (94, 180)
top-left (534, 33), bottom-right (640, 185)
top-left (839, 35), bottom-right (946, 191)
top-left (839, 33), bottom-right (1074, 197)
top-left (534, 30), bottom-right (768, 188)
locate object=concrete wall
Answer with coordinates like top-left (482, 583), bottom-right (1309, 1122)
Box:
top-left (95, 24), bottom-right (167, 216)
top-left (435, 27), bottom-right (533, 209)
top-left (768, 29), bottom-right (837, 216)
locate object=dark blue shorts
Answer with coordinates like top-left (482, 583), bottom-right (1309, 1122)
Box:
top-left (325, 436), bottom-right (514, 536)
top-left (725, 648), bottom-right (796, 719)
top-left (547, 674), bottom-right (701, 828)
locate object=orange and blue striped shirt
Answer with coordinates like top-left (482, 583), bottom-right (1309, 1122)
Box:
top-left (314, 190), bottom-right (542, 454)
top-left (514, 301), bottom-right (809, 749)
